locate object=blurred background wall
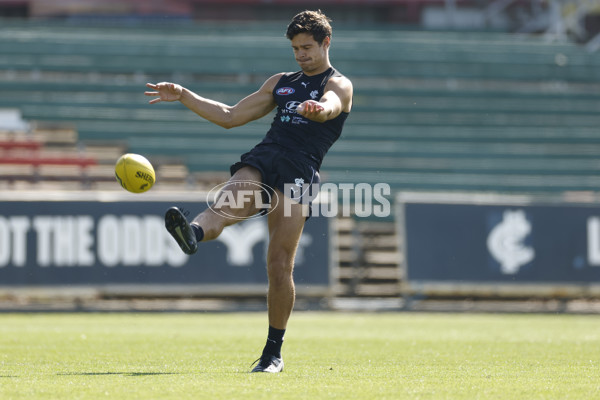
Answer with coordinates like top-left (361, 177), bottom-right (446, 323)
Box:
top-left (2, 0), bottom-right (600, 311)
top-left (2, 0), bottom-right (599, 38)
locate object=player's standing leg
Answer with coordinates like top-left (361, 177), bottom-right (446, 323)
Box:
top-left (251, 189), bottom-right (307, 373)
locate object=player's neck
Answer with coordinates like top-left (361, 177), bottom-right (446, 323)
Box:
top-left (302, 62), bottom-right (332, 77)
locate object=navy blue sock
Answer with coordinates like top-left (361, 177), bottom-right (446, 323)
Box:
top-left (262, 326), bottom-right (285, 358)
top-left (190, 223), bottom-right (204, 242)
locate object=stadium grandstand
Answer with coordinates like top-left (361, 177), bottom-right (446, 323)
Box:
top-left (1, 0), bottom-right (600, 300)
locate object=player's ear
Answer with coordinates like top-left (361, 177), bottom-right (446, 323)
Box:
top-left (322, 36), bottom-right (331, 49)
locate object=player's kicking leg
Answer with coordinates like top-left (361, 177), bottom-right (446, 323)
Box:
top-left (165, 166), bottom-right (263, 253)
top-left (165, 207), bottom-right (199, 254)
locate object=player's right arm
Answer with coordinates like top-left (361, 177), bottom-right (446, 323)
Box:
top-left (145, 73), bottom-right (283, 129)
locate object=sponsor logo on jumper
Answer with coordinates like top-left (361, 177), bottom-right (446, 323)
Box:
top-left (280, 115), bottom-right (290, 123)
top-left (292, 116), bottom-right (308, 125)
top-left (276, 87), bottom-right (295, 95)
top-left (301, 82), bottom-right (309, 88)
top-left (285, 101), bottom-right (301, 112)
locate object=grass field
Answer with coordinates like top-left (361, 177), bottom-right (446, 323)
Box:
top-left (0, 312), bottom-right (599, 399)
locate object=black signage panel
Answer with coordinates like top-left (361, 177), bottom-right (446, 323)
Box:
top-left (0, 195), bottom-right (330, 293)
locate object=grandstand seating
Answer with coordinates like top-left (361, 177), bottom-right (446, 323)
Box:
top-left (1, 20), bottom-right (600, 196)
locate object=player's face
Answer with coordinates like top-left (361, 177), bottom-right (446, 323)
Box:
top-left (291, 33), bottom-right (330, 75)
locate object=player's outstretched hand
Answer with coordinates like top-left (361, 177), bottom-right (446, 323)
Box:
top-left (145, 82), bottom-right (183, 104)
top-left (296, 100), bottom-right (325, 121)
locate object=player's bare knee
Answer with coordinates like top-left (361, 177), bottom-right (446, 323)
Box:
top-left (267, 252), bottom-right (295, 283)
top-left (267, 266), bottom-right (294, 289)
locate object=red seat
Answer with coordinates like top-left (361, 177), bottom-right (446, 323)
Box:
top-left (0, 155), bottom-right (97, 167)
top-left (0, 139), bottom-right (42, 151)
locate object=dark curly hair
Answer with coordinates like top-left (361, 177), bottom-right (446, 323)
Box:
top-left (286, 10), bottom-right (332, 44)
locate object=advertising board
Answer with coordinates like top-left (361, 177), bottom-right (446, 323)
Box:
top-left (398, 192), bottom-right (600, 296)
top-left (0, 192), bottom-right (331, 296)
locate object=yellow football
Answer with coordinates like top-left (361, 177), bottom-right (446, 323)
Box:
top-left (115, 153), bottom-right (155, 193)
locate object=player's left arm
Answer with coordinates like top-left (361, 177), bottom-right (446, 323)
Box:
top-left (296, 76), bottom-right (353, 123)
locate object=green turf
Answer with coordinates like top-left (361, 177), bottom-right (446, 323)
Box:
top-left (0, 312), bottom-right (599, 399)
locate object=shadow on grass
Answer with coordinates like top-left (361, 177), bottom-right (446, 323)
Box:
top-left (57, 372), bottom-right (182, 377)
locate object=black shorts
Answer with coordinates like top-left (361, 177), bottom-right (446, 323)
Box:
top-left (230, 143), bottom-right (321, 206)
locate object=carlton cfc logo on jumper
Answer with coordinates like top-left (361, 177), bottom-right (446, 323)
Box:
top-left (276, 87), bottom-right (295, 95)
